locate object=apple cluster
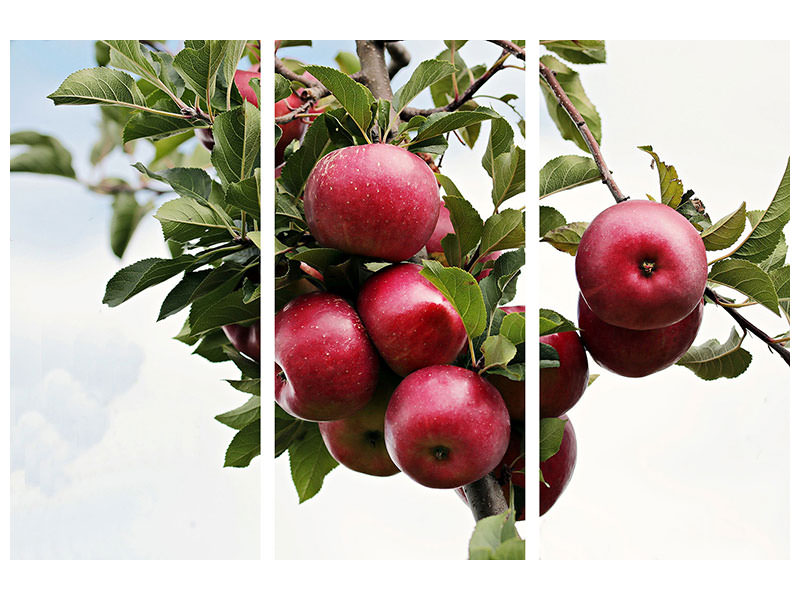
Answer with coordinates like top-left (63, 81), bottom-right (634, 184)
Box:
top-left (539, 199), bottom-right (708, 516)
top-left (275, 143), bottom-right (525, 517)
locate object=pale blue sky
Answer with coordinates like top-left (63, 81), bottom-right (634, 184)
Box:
top-left (10, 40), bottom-right (259, 559)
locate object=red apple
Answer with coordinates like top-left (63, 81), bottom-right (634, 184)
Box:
top-left (318, 370), bottom-right (401, 477)
top-left (384, 365), bottom-right (510, 489)
top-left (501, 305), bottom-right (525, 314)
top-left (234, 69), bottom-right (260, 107)
top-left (275, 292), bottom-right (379, 421)
top-left (357, 263), bottom-right (467, 376)
top-left (494, 427), bottom-right (525, 519)
top-left (539, 330), bottom-right (589, 418)
top-left (575, 199), bottom-right (707, 330)
top-left (578, 294), bottom-right (703, 378)
top-left (275, 92), bottom-right (307, 164)
top-left (425, 201), bottom-right (452, 256)
top-left (222, 321), bottom-right (260, 362)
top-left (486, 373), bottom-right (525, 421)
top-left (540, 416), bottom-right (577, 516)
top-left (305, 144), bottom-right (441, 262)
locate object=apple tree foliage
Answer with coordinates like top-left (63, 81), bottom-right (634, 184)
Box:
top-left (275, 40), bottom-right (525, 559)
top-left (538, 40), bottom-right (790, 496)
top-left (11, 40), bottom-right (263, 469)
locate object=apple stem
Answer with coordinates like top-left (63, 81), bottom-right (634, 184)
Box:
top-left (463, 474), bottom-right (509, 521)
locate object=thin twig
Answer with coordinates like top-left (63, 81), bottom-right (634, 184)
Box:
top-left (401, 52), bottom-right (512, 118)
top-left (488, 40), bottom-right (526, 60)
top-left (704, 287), bottom-right (790, 364)
top-left (539, 60), bottom-right (627, 203)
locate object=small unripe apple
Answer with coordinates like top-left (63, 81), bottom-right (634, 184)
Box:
top-left (385, 365), bottom-right (510, 489)
top-left (578, 294), bottom-right (703, 377)
top-left (305, 144), bottom-right (441, 262)
top-left (540, 416), bottom-right (577, 516)
top-left (318, 370), bottom-right (401, 477)
top-left (275, 292), bottom-right (379, 421)
top-left (539, 330), bottom-right (589, 418)
top-left (222, 321), bottom-right (260, 362)
top-left (234, 69), bottom-right (260, 107)
top-left (576, 199), bottom-right (707, 330)
top-left (357, 263), bottom-right (467, 376)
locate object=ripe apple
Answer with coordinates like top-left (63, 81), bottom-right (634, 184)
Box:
top-left (305, 144), bottom-right (441, 262)
top-left (318, 370), bottom-right (401, 477)
top-left (234, 69), bottom-right (260, 107)
top-left (578, 294), bottom-right (703, 378)
top-left (222, 321), bottom-right (260, 362)
top-left (575, 199), bottom-right (707, 330)
top-left (275, 292), bottom-right (379, 421)
top-left (384, 365), bottom-right (510, 489)
top-left (539, 330), bottom-right (589, 418)
top-left (357, 263), bottom-right (467, 376)
top-left (195, 127), bottom-right (215, 151)
top-left (540, 415), bottom-right (577, 516)
top-left (275, 92), bottom-right (307, 164)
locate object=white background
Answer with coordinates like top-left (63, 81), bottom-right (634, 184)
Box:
top-left (540, 40), bottom-right (790, 559)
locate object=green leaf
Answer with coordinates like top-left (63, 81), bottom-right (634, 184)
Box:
top-left (481, 117), bottom-right (515, 176)
top-left (539, 55), bottom-right (601, 153)
top-left (770, 265), bottom-right (790, 317)
top-left (10, 131), bottom-right (76, 178)
top-left (227, 379), bottom-right (261, 395)
top-left (708, 259), bottom-right (780, 315)
top-left (173, 40), bottom-right (228, 103)
top-left (420, 260), bottom-right (487, 339)
top-left (539, 155), bottom-right (601, 199)
top-left (103, 256), bottom-right (197, 307)
top-left (542, 40), bottom-right (606, 64)
top-left (305, 65), bottom-right (374, 134)
top-left (110, 191), bottom-right (151, 258)
top-left (133, 163), bottom-right (212, 203)
top-left (676, 328), bottom-right (753, 380)
top-left (279, 114), bottom-right (334, 198)
top-left (499, 313), bottom-right (525, 345)
top-left (334, 51), bottom-right (361, 75)
top-left (122, 96), bottom-right (197, 143)
top-left (637, 146), bottom-right (684, 208)
top-left (215, 395), bottom-right (260, 430)
top-left (226, 172), bottom-right (260, 216)
top-left (289, 426), bottom-right (339, 503)
top-left (479, 209), bottom-right (525, 258)
top-left (48, 67), bottom-right (150, 109)
top-left (540, 417), bottom-right (567, 463)
top-left (759, 232), bottom-right (788, 272)
top-left (412, 107), bottom-right (499, 143)
top-left (539, 206), bottom-right (567, 238)
top-left (491, 147), bottom-right (525, 208)
top-left (732, 159), bottom-right (790, 263)
top-left (541, 221), bottom-right (588, 256)
top-left (102, 40), bottom-right (161, 85)
top-left (155, 197), bottom-right (234, 243)
top-left (224, 419), bottom-right (260, 467)
top-left (435, 173), bottom-right (464, 199)
top-left (468, 510), bottom-right (523, 560)
top-left (158, 264), bottom-right (244, 321)
top-left (539, 309), bottom-right (577, 336)
top-left (211, 104), bottom-right (260, 185)
top-left (480, 335), bottom-right (517, 370)
top-left (540, 341), bottom-right (559, 369)
top-left (441, 196), bottom-right (483, 268)
top-left (701, 202), bottom-right (746, 250)
top-left (276, 404), bottom-right (310, 458)
top-left (189, 288), bottom-right (260, 337)
top-left (275, 73), bottom-right (291, 103)
top-left (392, 59), bottom-right (457, 114)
